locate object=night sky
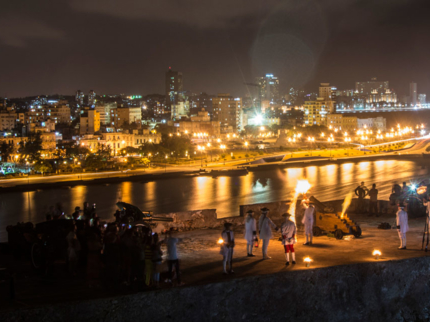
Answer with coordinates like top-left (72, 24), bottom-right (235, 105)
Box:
top-left (1, 0), bottom-right (430, 98)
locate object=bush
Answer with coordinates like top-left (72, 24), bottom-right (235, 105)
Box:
top-left (426, 146), bottom-right (430, 152)
top-left (258, 151), bottom-right (264, 155)
top-left (231, 156), bottom-right (236, 159)
top-left (245, 154), bottom-right (249, 158)
top-left (221, 153), bottom-right (226, 158)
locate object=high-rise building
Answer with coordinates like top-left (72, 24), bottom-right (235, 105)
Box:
top-left (257, 74), bottom-right (280, 103)
top-left (304, 98), bottom-right (328, 126)
top-left (88, 90), bottom-right (96, 107)
top-left (213, 93), bottom-right (242, 133)
top-left (418, 94), bottom-right (426, 105)
top-left (75, 90), bottom-right (84, 106)
top-left (171, 101), bottom-right (190, 120)
top-left (165, 68), bottom-right (183, 109)
top-left (410, 82), bottom-right (417, 106)
top-left (355, 78), bottom-right (389, 95)
top-left (115, 107), bottom-right (142, 127)
top-left (80, 109), bottom-right (100, 134)
top-left (96, 102), bottom-right (117, 125)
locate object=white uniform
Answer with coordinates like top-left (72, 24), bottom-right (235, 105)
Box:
top-left (220, 229), bottom-right (234, 273)
top-left (302, 206), bottom-right (315, 235)
top-left (396, 209), bottom-right (409, 248)
top-left (281, 220), bottom-right (296, 245)
top-left (244, 217), bottom-right (257, 244)
top-left (220, 230), bottom-right (235, 258)
top-left (259, 215), bottom-right (277, 258)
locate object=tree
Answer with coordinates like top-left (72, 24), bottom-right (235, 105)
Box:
top-left (96, 143), bottom-right (112, 159)
top-left (18, 132), bottom-right (43, 162)
top-left (85, 154), bottom-right (105, 171)
top-left (34, 160), bottom-right (53, 175)
top-left (0, 142), bottom-right (14, 162)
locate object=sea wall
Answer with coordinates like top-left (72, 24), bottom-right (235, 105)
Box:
top-left (3, 257), bottom-right (430, 322)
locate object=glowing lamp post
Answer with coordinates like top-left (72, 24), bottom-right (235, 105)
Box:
top-left (373, 250), bottom-right (381, 260)
top-left (304, 256), bottom-right (313, 268)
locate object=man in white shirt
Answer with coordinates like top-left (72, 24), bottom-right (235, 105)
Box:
top-left (165, 228), bottom-right (184, 285)
top-left (258, 207), bottom-right (278, 259)
top-left (281, 213), bottom-right (296, 266)
top-left (302, 200), bottom-right (315, 245)
top-left (244, 210), bottom-right (257, 257)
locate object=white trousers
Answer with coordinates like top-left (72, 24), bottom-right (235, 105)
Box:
top-left (246, 243), bottom-right (254, 254)
top-left (262, 239), bottom-right (270, 257)
top-left (398, 231), bottom-right (406, 248)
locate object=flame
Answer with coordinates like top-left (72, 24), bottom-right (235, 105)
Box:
top-left (304, 256), bottom-right (312, 263)
top-left (288, 180), bottom-right (311, 223)
top-left (417, 186), bottom-right (427, 195)
top-left (372, 250), bottom-right (381, 256)
top-left (217, 238), bottom-right (224, 244)
top-left (341, 192), bottom-right (353, 219)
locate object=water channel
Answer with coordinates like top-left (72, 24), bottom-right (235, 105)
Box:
top-left (1, 159), bottom-right (428, 241)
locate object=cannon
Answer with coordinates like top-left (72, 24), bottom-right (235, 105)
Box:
top-left (305, 196), bottom-right (361, 240)
top-left (115, 202), bottom-right (173, 226)
top-left (313, 211), bottom-right (362, 240)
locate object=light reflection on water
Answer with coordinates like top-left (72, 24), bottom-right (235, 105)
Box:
top-left (0, 160), bottom-right (428, 241)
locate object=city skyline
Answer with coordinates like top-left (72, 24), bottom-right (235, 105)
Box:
top-left (1, 1), bottom-right (430, 98)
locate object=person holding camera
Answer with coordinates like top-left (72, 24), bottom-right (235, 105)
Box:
top-left (281, 213), bottom-right (296, 266)
top-left (220, 222), bottom-right (235, 274)
top-left (244, 210), bottom-right (257, 257)
top-left (396, 202), bottom-right (409, 250)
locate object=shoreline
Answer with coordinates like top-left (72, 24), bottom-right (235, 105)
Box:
top-left (0, 153), bottom-right (427, 193)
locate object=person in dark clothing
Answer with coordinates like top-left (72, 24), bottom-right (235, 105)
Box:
top-left (72, 207), bottom-right (82, 220)
top-left (355, 182), bottom-right (368, 213)
top-left (368, 184), bottom-right (379, 216)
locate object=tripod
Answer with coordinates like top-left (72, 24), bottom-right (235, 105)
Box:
top-left (421, 215), bottom-right (429, 252)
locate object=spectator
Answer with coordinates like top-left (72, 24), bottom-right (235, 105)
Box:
top-left (355, 182), bottom-right (369, 213)
top-left (165, 228), bottom-right (184, 286)
top-left (368, 184), bottom-right (379, 216)
top-left (152, 233), bottom-right (163, 287)
top-left (87, 231), bottom-right (102, 288)
top-left (144, 234), bottom-right (154, 286)
top-left (66, 224), bottom-right (80, 276)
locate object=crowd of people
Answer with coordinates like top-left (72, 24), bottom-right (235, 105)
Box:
top-left (45, 201), bottom-right (186, 289)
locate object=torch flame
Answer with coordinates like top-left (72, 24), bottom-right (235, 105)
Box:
top-left (217, 238), bottom-right (224, 244)
top-left (372, 250), bottom-right (381, 256)
top-left (341, 192), bottom-right (353, 219)
top-left (417, 186), bottom-right (427, 195)
top-left (304, 256), bottom-right (312, 263)
top-left (288, 180), bottom-right (311, 223)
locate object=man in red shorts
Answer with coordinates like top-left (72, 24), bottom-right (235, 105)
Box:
top-left (281, 213), bottom-right (296, 266)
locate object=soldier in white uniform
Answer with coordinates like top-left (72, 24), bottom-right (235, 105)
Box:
top-left (258, 207), bottom-right (278, 259)
top-left (281, 213), bottom-right (296, 266)
top-left (302, 200), bottom-right (315, 245)
top-left (244, 210), bottom-right (257, 257)
top-left (220, 222), bottom-right (235, 274)
top-left (396, 202), bottom-right (409, 250)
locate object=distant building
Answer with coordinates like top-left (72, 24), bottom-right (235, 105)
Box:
top-left (257, 74), bottom-right (280, 103)
top-left (355, 77), bottom-right (389, 95)
top-left (326, 114), bottom-right (358, 131)
top-left (76, 90), bottom-right (84, 105)
top-left (46, 105), bottom-right (71, 124)
top-left (177, 109), bottom-right (220, 137)
top-left (88, 90), bottom-right (96, 107)
top-left (304, 98), bottom-right (328, 126)
top-left (0, 108), bottom-right (17, 131)
top-left (410, 82), bottom-right (417, 106)
top-left (115, 107), bottom-right (141, 127)
top-left (213, 93), bottom-right (242, 133)
top-left (171, 101), bottom-right (190, 120)
top-left (367, 89), bottom-right (397, 104)
top-left (96, 103), bottom-right (117, 125)
top-left (80, 109), bottom-right (100, 134)
top-left (357, 117), bottom-right (386, 131)
top-left (418, 94), bottom-right (426, 105)
top-left (165, 68), bottom-right (183, 109)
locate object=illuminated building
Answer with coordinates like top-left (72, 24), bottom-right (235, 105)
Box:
top-left (213, 93), bottom-right (242, 133)
top-left (165, 68), bottom-right (183, 109)
top-left (326, 114), bottom-right (358, 131)
top-left (171, 101), bottom-right (190, 120)
top-left (75, 90), bottom-right (84, 105)
top-left (418, 94), bottom-right (426, 105)
top-left (366, 89), bottom-right (397, 104)
top-left (257, 74), bottom-right (280, 103)
top-left (304, 98), bottom-right (328, 126)
top-left (88, 90), bottom-right (96, 107)
top-left (357, 117), bottom-right (386, 131)
top-left (96, 103), bottom-right (117, 125)
top-left (0, 107), bottom-right (17, 131)
top-left (176, 109), bottom-right (220, 137)
top-left (410, 82), bottom-right (417, 106)
top-left (80, 109), bottom-right (100, 134)
top-left (114, 107), bottom-right (142, 126)
top-left (355, 77), bottom-right (389, 95)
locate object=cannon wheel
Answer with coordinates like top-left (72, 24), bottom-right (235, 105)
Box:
top-left (353, 226), bottom-right (362, 238)
top-left (334, 229), bottom-right (344, 240)
top-left (313, 226), bottom-right (322, 237)
top-left (31, 242), bottom-right (43, 270)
